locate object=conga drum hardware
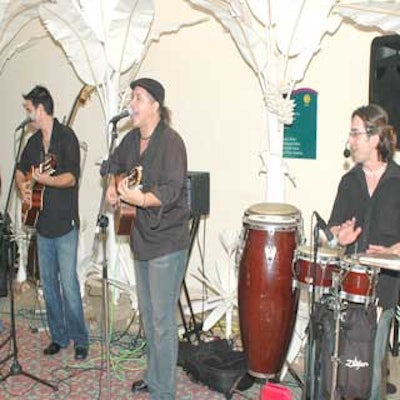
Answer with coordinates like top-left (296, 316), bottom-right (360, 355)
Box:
top-left (293, 245), bottom-right (341, 296)
top-left (339, 256), bottom-right (379, 305)
top-left (238, 202), bottom-right (302, 379)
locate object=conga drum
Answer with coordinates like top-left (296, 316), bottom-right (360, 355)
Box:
top-left (238, 203), bottom-right (301, 378)
top-left (293, 245), bottom-right (341, 296)
top-left (340, 255), bottom-right (379, 305)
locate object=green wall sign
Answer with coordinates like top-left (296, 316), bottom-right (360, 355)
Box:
top-left (283, 88), bottom-right (317, 159)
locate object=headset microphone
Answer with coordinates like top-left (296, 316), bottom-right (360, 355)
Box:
top-left (343, 144), bottom-right (351, 158)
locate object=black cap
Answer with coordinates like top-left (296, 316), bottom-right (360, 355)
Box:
top-left (130, 78), bottom-right (165, 106)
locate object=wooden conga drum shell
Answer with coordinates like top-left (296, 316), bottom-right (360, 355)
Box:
top-left (238, 203), bottom-right (301, 379)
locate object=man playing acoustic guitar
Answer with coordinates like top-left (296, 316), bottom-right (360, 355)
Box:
top-left (15, 85), bottom-right (89, 360)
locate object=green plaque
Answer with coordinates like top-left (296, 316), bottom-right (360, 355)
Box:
top-left (283, 88), bottom-right (317, 159)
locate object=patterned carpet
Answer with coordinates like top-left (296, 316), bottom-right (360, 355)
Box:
top-left (0, 289), bottom-right (303, 400)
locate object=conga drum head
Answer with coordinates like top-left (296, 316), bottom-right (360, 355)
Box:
top-left (244, 203), bottom-right (300, 230)
top-left (296, 245), bottom-right (341, 262)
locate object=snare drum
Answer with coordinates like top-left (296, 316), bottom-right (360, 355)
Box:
top-left (340, 256), bottom-right (379, 304)
top-left (294, 245), bottom-right (341, 294)
top-left (238, 203), bottom-right (302, 378)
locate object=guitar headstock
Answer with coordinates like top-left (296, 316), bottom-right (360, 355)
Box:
top-left (78, 85), bottom-right (95, 107)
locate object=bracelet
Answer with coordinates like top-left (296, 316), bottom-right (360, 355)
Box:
top-left (141, 193), bottom-right (146, 208)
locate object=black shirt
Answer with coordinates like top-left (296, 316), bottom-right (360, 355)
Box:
top-left (17, 119), bottom-right (80, 238)
top-left (110, 121), bottom-right (190, 260)
top-left (328, 161), bottom-right (400, 309)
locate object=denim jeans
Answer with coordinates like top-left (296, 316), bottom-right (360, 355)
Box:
top-left (369, 307), bottom-right (394, 400)
top-left (37, 228), bottom-right (88, 348)
top-left (134, 249), bottom-right (188, 400)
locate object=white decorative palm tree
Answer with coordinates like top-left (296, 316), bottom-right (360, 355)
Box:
top-left (186, 0), bottom-right (343, 202)
top-left (0, 0), bottom-right (206, 302)
top-left (190, 229), bottom-right (240, 338)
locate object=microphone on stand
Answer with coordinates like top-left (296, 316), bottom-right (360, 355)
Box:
top-left (108, 109), bottom-right (133, 124)
top-left (15, 115), bottom-right (33, 131)
top-left (314, 211), bottom-right (337, 248)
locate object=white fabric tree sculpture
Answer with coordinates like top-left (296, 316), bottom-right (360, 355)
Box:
top-left (335, 1), bottom-right (400, 32)
top-left (0, 0), bottom-right (205, 301)
top-left (187, 0), bottom-right (342, 201)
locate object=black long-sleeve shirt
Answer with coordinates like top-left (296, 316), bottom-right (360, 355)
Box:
top-left (328, 161), bottom-right (400, 309)
top-left (110, 121), bottom-right (190, 260)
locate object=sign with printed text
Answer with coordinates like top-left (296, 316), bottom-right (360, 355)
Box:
top-left (283, 88), bottom-right (317, 159)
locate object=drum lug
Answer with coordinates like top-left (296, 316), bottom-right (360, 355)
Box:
top-left (264, 244), bottom-right (276, 266)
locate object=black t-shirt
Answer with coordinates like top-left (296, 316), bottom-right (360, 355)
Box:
top-left (110, 121), bottom-right (190, 260)
top-left (329, 161), bottom-right (400, 309)
top-left (17, 119), bottom-right (80, 238)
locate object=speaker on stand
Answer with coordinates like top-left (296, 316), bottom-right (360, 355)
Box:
top-left (369, 34), bottom-right (400, 146)
top-left (178, 171), bottom-right (210, 343)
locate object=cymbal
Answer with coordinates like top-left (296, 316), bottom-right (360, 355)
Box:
top-left (358, 252), bottom-right (400, 272)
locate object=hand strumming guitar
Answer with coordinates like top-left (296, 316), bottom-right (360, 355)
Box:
top-left (117, 177), bottom-right (146, 207)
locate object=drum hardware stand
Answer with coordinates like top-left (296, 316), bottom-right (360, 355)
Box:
top-left (178, 215), bottom-right (203, 344)
top-left (390, 300), bottom-right (399, 357)
top-left (302, 224), bottom-right (322, 400)
top-left (284, 361), bottom-right (304, 390)
top-left (0, 125), bottom-right (57, 391)
top-left (329, 272), bottom-right (343, 400)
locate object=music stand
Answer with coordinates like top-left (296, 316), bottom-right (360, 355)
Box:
top-left (0, 126), bottom-right (57, 390)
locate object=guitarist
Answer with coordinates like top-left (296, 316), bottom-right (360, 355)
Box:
top-left (15, 86), bottom-right (89, 361)
top-left (106, 78), bottom-right (190, 399)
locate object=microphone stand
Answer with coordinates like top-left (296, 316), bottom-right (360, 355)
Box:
top-left (0, 127), bottom-right (57, 390)
top-left (92, 120), bottom-right (121, 400)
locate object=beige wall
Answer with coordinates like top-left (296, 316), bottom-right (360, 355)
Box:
top-left (0, 1), bottom-right (384, 283)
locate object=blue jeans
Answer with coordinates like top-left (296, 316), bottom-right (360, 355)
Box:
top-left (37, 228), bottom-right (88, 348)
top-left (369, 307), bottom-right (394, 400)
top-left (135, 249), bottom-right (188, 400)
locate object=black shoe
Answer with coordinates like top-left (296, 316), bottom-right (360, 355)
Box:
top-left (387, 382), bottom-right (397, 394)
top-left (74, 346), bottom-right (88, 360)
top-left (131, 379), bottom-right (148, 393)
top-left (43, 342), bottom-right (61, 356)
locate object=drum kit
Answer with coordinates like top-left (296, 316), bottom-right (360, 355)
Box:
top-left (236, 202), bottom-right (400, 398)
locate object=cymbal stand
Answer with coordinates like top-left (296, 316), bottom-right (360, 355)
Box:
top-left (0, 126), bottom-right (57, 390)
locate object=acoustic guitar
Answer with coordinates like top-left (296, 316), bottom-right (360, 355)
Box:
top-left (22, 154), bottom-right (56, 227)
top-left (114, 166), bottom-right (143, 235)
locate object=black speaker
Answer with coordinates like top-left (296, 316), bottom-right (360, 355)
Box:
top-left (370, 34), bottom-right (400, 146)
top-left (186, 171), bottom-right (210, 217)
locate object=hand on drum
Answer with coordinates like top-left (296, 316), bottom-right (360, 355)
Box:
top-left (335, 217), bottom-right (362, 246)
top-left (367, 242), bottom-right (400, 256)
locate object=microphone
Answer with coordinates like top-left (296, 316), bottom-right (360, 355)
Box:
top-left (109, 109), bottom-right (132, 124)
top-left (15, 115), bottom-right (33, 131)
top-left (343, 143), bottom-right (351, 158)
top-left (314, 211), bottom-right (337, 248)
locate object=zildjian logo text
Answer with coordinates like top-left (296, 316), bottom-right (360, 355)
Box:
top-left (345, 357), bottom-right (369, 370)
